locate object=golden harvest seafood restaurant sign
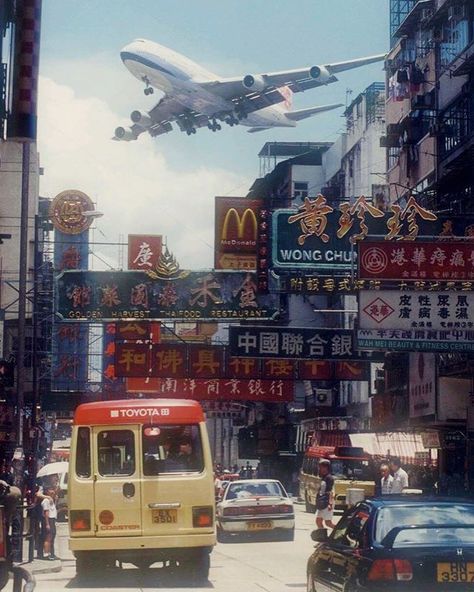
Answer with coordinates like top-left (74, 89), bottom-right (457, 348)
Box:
top-left (272, 195), bottom-right (474, 270)
top-left (55, 270), bottom-right (280, 321)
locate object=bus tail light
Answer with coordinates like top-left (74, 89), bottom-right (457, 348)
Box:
top-left (193, 506), bottom-right (213, 528)
top-left (70, 510), bottom-right (91, 532)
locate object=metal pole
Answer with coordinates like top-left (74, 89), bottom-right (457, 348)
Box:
top-left (16, 141), bottom-right (30, 448)
top-left (32, 215), bottom-right (40, 427)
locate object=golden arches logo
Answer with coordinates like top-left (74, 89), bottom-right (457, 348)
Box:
top-left (221, 208), bottom-right (257, 240)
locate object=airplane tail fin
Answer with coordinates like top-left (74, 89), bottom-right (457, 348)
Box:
top-left (285, 102), bottom-right (344, 121)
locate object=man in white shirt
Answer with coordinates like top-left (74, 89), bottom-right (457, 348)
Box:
top-left (380, 463), bottom-right (394, 495)
top-left (390, 457), bottom-right (409, 494)
top-left (41, 487), bottom-right (58, 560)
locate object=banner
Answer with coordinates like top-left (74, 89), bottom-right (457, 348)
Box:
top-left (126, 377), bottom-right (294, 402)
top-left (55, 270), bottom-right (280, 321)
top-left (214, 197), bottom-right (261, 270)
top-left (272, 194), bottom-right (474, 271)
top-left (359, 290), bottom-right (474, 332)
top-left (114, 342), bottom-right (370, 381)
top-left (359, 240), bottom-right (474, 282)
top-left (128, 235), bottom-right (162, 270)
top-left (357, 328), bottom-right (474, 352)
top-left (228, 326), bottom-right (381, 361)
top-left (409, 353), bottom-right (436, 418)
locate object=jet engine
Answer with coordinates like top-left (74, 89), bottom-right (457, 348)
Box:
top-left (242, 74), bottom-right (266, 92)
top-left (114, 126), bottom-right (136, 141)
top-left (309, 65), bottom-right (332, 83)
top-left (130, 110), bottom-right (153, 128)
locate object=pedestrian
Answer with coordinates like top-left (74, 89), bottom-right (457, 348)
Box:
top-left (389, 457), bottom-right (409, 494)
top-left (315, 459), bottom-right (336, 530)
top-left (380, 463), bottom-right (394, 495)
top-left (41, 486), bottom-right (58, 561)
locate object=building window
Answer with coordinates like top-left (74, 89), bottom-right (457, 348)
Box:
top-left (440, 96), bottom-right (471, 158)
top-left (440, 10), bottom-right (470, 67)
top-left (293, 181), bottom-right (308, 199)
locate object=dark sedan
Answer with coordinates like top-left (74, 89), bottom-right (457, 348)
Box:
top-left (307, 497), bottom-right (474, 591)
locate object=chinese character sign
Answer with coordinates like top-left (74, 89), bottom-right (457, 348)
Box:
top-left (55, 270), bottom-right (280, 321)
top-left (228, 326), bottom-right (379, 361)
top-left (359, 240), bottom-right (474, 281)
top-left (128, 235), bottom-right (162, 270)
top-left (273, 194), bottom-right (474, 270)
top-left (359, 290), bottom-right (474, 332)
top-left (52, 226), bottom-right (90, 391)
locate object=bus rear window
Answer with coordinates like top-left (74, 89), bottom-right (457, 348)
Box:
top-left (142, 425), bottom-right (204, 475)
top-left (76, 427), bottom-right (91, 478)
top-left (98, 430), bottom-right (135, 476)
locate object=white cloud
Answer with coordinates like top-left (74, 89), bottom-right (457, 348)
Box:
top-left (37, 75), bottom-right (246, 269)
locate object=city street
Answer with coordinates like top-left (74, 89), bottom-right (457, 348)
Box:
top-left (32, 505), bottom-right (316, 592)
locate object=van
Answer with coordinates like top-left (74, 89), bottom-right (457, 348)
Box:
top-left (68, 399), bottom-right (215, 579)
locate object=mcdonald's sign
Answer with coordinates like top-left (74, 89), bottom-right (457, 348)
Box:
top-left (215, 197), bottom-right (262, 270)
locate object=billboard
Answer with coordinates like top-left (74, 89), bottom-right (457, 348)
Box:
top-left (114, 342), bottom-right (370, 381)
top-left (272, 194), bottom-right (474, 271)
top-left (359, 290), bottom-right (474, 332)
top-left (128, 235), bottom-right (162, 270)
top-left (51, 191), bottom-right (91, 391)
top-left (55, 270), bottom-right (280, 321)
top-left (229, 326), bottom-right (381, 361)
top-left (357, 329), bottom-right (474, 352)
top-left (409, 353), bottom-right (436, 418)
top-left (214, 197), bottom-right (261, 270)
top-left (359, 240), bottom-right (474, 282)
top-left (127, 377), bottom-right (294, 402)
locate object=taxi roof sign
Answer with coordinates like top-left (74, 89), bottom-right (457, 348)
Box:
top-left (74, 399), bottom-right (205, 426)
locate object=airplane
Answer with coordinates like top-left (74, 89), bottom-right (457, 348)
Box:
top-left (114, 39), bottom-right (385, 141)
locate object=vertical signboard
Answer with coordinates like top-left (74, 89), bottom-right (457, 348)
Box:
top-left (214, 197), bottom-right (261, 270)
top-left (128, 235), bottom-right (162, 270)
top-left (50, 191), bottom-right (92, 391)
top-left (409, 353), bottom-right (436, 419)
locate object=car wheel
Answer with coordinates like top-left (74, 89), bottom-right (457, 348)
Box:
top-left (185, 551), bottom-right (210, 582)
top-left (217, 527), bottom-right (230, 543)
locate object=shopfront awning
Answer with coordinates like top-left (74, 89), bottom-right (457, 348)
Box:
top-left (350, 432), bottom-right (433, 466)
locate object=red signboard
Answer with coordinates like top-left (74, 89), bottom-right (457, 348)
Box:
top-left (115, 321), bottom-right (161, 342)
top-left (116, 343), bottom-right (369, 381)
top-left (128, 235), bottom-right (162, 270)
top-left (359, 240), bottom-right (474, 281)
top-left (126, 377), bottom-right (293, 402)
top-left (215, 197), bottom-right (261, 270)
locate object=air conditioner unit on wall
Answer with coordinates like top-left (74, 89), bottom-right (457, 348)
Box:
top-left (314, 389), bottom-right (333, 407)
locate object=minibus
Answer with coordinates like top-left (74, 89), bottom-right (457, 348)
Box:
top-left (68, 399), bottom-right (215, 579)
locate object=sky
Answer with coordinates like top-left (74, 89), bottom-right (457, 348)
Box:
top-left (38, 0), bottom-right (389, 268)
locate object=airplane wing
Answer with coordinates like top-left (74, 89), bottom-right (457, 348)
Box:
top-left (114, 95), bottom-right (211, 141)
top-left (201, 53), bottom-right (385, 101)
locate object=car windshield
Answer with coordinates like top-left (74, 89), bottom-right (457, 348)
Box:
top-left (226, 482), bottom-right (285, 500)
top-left (376, 505), bottom-right (474, 547)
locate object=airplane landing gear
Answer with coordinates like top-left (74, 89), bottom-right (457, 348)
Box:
top-left (207, 119), bottom-right (222, 132)
top-left (186, 128), bottom-right (197, 135)
top-left (142, 76), bottom-right (154, 96)
top-left (224, 114), bottom-right (240, 127)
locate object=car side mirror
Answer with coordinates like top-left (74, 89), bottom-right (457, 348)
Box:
top-left (311, 529), bottom-right (328, 542)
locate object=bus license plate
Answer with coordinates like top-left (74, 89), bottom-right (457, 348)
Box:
top-left (247, 521), bottom-right (273, 531)
top-left (437, 562), bottom-right (474, 583)
top-left (152, 509), bottom-right (177, 524)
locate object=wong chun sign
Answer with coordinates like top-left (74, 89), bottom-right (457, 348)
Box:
top-left (55, 270), bottom-right (279, 321)
top-left (272, 195), bottom-right (474, 270)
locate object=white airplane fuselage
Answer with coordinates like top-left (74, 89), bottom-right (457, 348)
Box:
top-left (120, 39), bottom-right (295, 128)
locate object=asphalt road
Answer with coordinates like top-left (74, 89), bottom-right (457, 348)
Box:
top-left (31, 504), bottom-right (318, 592)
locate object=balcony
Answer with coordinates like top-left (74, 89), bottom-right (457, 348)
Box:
top-left (439, 93), bottom-right (474, 163)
